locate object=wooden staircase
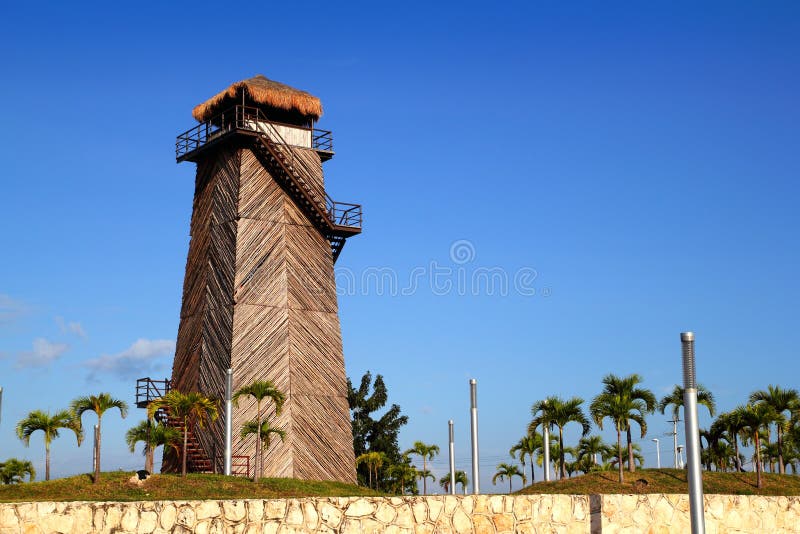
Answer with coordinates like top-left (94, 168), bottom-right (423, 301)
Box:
top-left (157, 410), bottom-right (213, 473)
top-left (246, 111), bottom-right (361, 263)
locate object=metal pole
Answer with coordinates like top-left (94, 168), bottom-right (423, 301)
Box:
top-left (543, 425), bottom-right (551, 482)
top-left (93, 425), bottom-right (99, 473)
top-left (448, 420), bottom-right (456, 495)
top-left (224, 368), bottom-right (233, 476)
top-left (681, 331), bottom-right (706, 534)
top-left (469, 379), bottom-right (480, 494)
top-left (670, 419), bottom-right (680, 468)
top-left (652, 438), bottom-right (661, 469)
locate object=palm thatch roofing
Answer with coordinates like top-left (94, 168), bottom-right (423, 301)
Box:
top-left (192, 75), bottom-right (323, 122)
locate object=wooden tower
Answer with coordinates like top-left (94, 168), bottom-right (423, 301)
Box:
top-left (165, 75), bottom-right (361, 482)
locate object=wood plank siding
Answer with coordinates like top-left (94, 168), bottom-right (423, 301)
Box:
top-left (167, 143), bottom-right (356, 483)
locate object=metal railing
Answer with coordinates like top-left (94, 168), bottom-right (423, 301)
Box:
top-left (135, 377), bottom-right (172, 408)
top-left (175, 105), bottom-right (360, 232)
top-left (176, 105), bottom-right (333, 160)
top-left (327, 199), bottom-right (362, 229)
top-left (213, 455), bottom-right (251, 478)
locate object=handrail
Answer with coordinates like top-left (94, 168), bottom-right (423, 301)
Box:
top-left (176, 106), bottom-right (333, 159)
top-left (135, 377), bottom-right (172, 407)
top-left (175, 105), bottom-right (361, 232)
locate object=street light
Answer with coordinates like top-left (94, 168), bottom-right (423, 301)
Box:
top-left (652, 438), bottom-right (661, 469)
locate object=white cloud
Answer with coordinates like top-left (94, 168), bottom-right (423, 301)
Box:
top-left (55, 316), bottom-right (88, 339)
top-left (15, 338), bottom-right (70, 368)
top-left (82, 339), bottom-right (175, 381)
top-left (0, 294), bottom-right (29, 325)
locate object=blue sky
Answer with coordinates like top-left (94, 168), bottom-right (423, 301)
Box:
top-left (1, 1), bottom-right (798, 491)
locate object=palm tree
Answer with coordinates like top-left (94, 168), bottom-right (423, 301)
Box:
top-left (749, 385), bottom-right (800, 474)
top-left (70, 393), bottom-right (128, 484)
top-left (606, 443), bottom-right (645, 470)
top-left (125, 420), bottom-right (181, 473)
top-left (232, 380), bottom-right (285, 482)
top-left (658, 384), bottom-right (716, 420)
top-left (493, 463), bottom-right (526, 493)
top-left (509, 433), bottom-right (542, 485)
top-left (736, 403), bottom-right (778, 489)
top-left (416, 469), bottom-right (435, 493)
top-left (387, 460), bottom-right (417, 495)
top-left (597, 374), bottom-right (656, 473)
top-left (439, 470), bottom-right (469, 494)
top-left (530, 396), bottom-right (590, 479)
top-left (355, 451), bottom-right (386, 489)
top-left (356, 451), bottom-right (384, 489)
top-left (454, 470), bottom-right (469, 494)
top-left (577, 435), bottom-right (612, 471)
top-left (403, 441), bottom-right (440, 494)
top-left (147, 390), bottom-right (219, 477)
top-left (589, 393), bottom-right (641, 483)
top-left (0, 458), bottom-right (36, 484)
top-left (715, 410), bottom-right (748, 472)
top-left (16, 409), bottom-right (83, 481)
top-left (242, 419), bottom-right (287, 479)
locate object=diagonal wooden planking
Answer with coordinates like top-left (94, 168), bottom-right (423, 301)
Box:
top-left (168, 141), bottom-right (355, 483)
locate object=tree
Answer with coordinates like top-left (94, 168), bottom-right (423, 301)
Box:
top-left (714, 410), bottom-right (747, 472)
top-left (348, 371), bottom-right (409, 491)
top-left (70, 393), bottom-right (128, 484)
top-left (0, 458), bottom-right (36, 484)
top-left (749, 385), bottom-right (800, 474)
top-left (386, 459), bottom-right (418, 495)
top-left (16, 409), bottom-right (83, 481)
top-left (404, 441), bottom-right (440, 494)
top-left (416, 469), bottom-right (435, 493)
top-left (493, 463), bottom-right (526, 493)
top-left (455, 470), bottom-right (469, 494)
top-left (597, 374), bottom-right (656, 473)
top-left (232, 380), bottom-right (285, 482)
top-left (241, 419), bottom-right (286, 479)
top-left (147, 390), bottom-right (219, 477)
top-left (658, 384), bottom-right (716, 420)
top-left (577, 435), bottom-right (612, 471)
top-left (606, 443), bottom-right (644, 470)
top-left (355, 451), bottom-right (386, 489)
top-left (529, 396), bottom-right (590, 479)
top-left (510, 433), bottom-right (543, 485)
top-left (589, 393), bottom-right (642, 483)
top-left (125, 420), bottom-right (181, 474)
top-left (735, 403), bottom-right (778, 489)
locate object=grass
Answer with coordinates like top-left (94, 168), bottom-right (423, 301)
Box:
top-left (0, 471), bottom-right (379, 502)
top-left (516, 468), bottom-right (800, 496)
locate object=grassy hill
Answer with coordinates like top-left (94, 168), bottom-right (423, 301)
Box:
top-left (516, 468), bottom-right (800, 496)
top-left (0, 471), bottom-right (379, 502)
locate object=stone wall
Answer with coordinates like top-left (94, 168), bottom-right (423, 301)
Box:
top-left (1, 494), bottom-right (799, 533)
top-left (595, 493), bottom-right (800, 533)
top-left (0, 495), bottom-right (587, 534)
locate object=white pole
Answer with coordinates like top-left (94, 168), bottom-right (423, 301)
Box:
top-left (652, 438), bottom-right (661, 469)
top-left (448, 420), bottom-right (456, 495)
top-left (543, 425), bottom-right (551, 482)
top-left (224, 368), bottom-right (233, 476)
top-left (469, 379), bottom-right (480, 494)
top-left (671, 419), bottom-right (680, 468)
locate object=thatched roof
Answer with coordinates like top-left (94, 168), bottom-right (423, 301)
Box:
top-left (192, 75), bottom-right (323, 122)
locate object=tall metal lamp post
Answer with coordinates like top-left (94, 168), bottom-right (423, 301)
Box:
top-left (681, 331), bottom-right (706, 534)
top-left (652, 438), bottom-right (661, 469)
top-left (469, 379), bottom-right (480, 494)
